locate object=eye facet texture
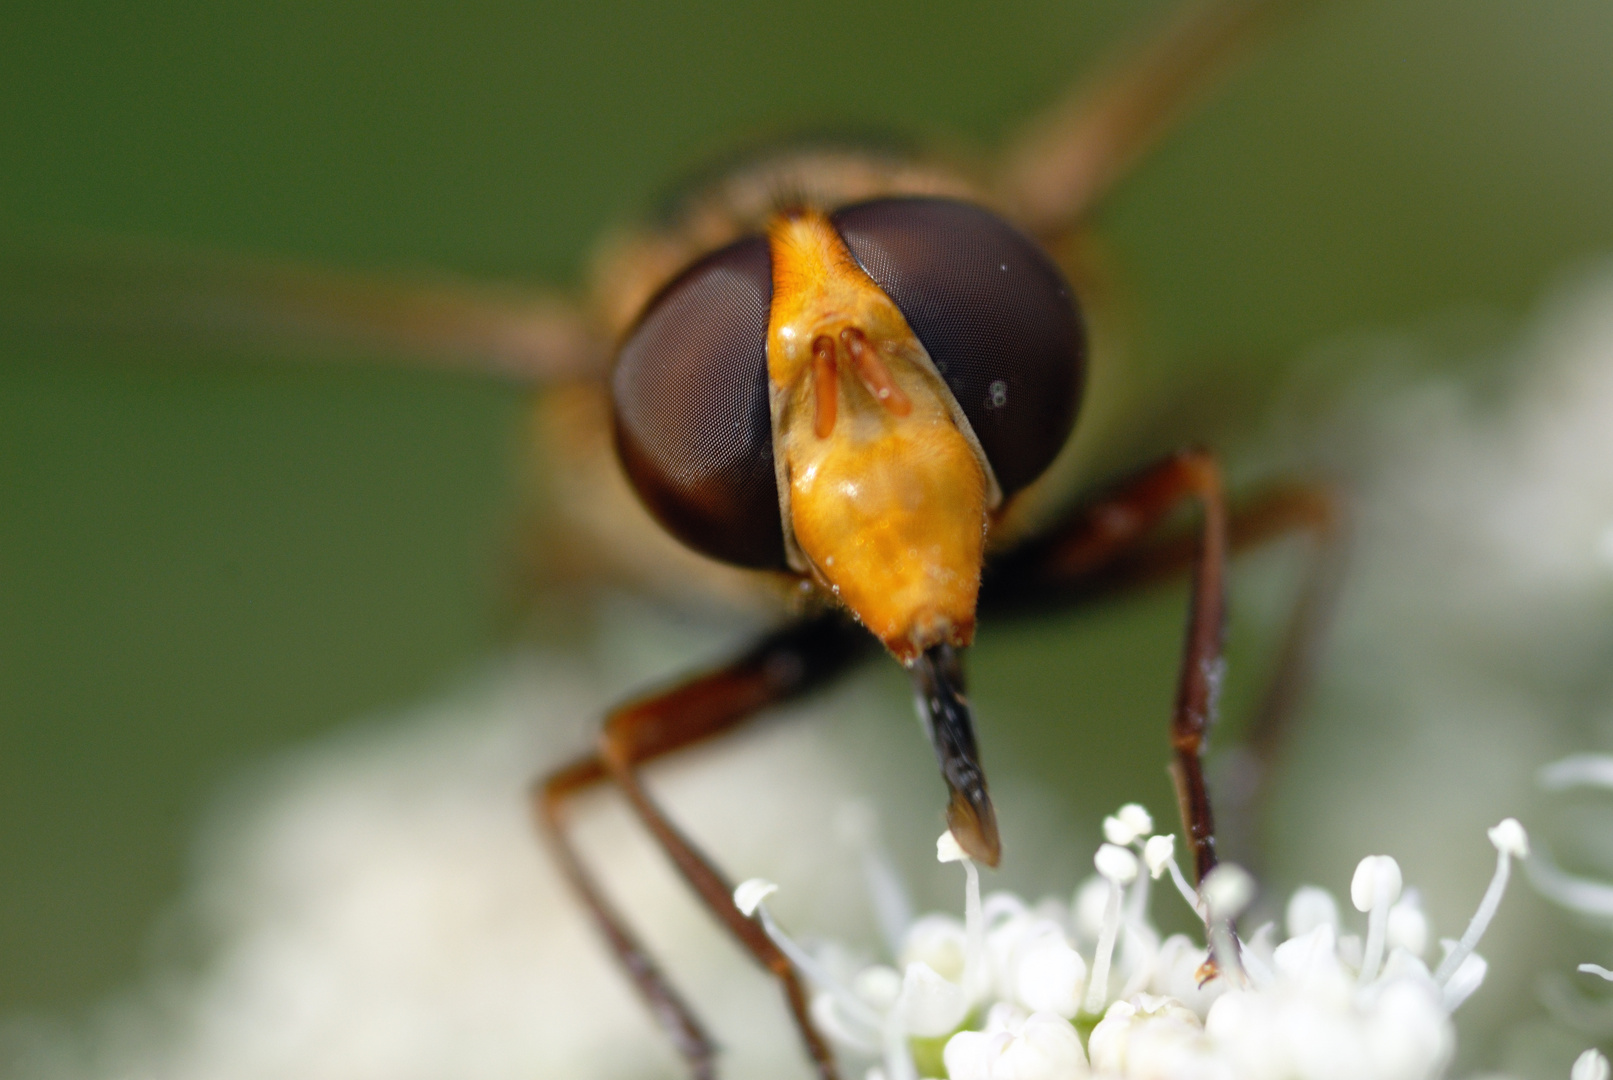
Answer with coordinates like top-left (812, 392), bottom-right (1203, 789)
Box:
top-left (612, 235), bottom-right (786, 569)
top-left (832, 197), bottom-right (1086, 496)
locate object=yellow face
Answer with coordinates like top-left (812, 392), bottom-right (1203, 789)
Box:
top-left (765, 209), bottom-right (999, 664)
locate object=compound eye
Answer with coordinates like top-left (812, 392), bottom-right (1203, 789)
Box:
top-left (831, 197), bottom-right (1086, 496)
top-left (612, 234), bottom-right (787, 569)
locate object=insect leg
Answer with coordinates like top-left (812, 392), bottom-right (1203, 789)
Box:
top-left (998, 0), bottom-right (1312, 239)
top-left (986, 459), bottom-right (1342, 880)
top-left (1204, 484), bottom-right (1346, 865)
top-left (987, 449), bottom-right (1228, 888)
top-left (534, 612), bottom-right (870, 1080)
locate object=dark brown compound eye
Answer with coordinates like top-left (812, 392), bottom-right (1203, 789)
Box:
top-left (831, 197), bottom-right (1086, 496)
top-left (612, 234), bottom-right (788, 569)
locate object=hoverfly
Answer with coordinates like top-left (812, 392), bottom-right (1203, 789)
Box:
top-left (2, 1), bottom-right (1346, 1075)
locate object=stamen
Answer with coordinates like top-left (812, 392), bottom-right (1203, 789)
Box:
top-left (1119, 804), bottom-right (1157, 925)
top-left (841, 328), bottom-right (911, 417)
top-left (937, 831), bottom-right (987, 1003)
top-left (811, 334), bottom-right (838, 438)
top-left (733, 878), bottom-right (883, 1031)
top-left (1433, 819), bottom-right (1528, 986)
top-left (1145, 833), bottom-right (1201, 911)
top-left (1350, 855), bottom-right (1402, 984)
top-left (1126, 857), bottom-right (1152, 927)
top-left (1084, 843), bottom-right (1139, 1014)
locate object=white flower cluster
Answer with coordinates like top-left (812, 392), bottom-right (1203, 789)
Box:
top-left (737, 804), bottom-right (1531, 1080)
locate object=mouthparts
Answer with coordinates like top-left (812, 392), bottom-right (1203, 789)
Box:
top-left (913, 643), bottom-right (1001, 867)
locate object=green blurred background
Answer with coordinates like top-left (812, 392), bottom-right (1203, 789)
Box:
top-left (3, 0), bottom-right (1613, 1030)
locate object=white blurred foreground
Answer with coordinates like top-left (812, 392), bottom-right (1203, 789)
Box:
top-left (0, 661), bottom-right (936, 1080)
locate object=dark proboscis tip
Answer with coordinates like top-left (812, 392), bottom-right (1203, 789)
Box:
top-left (914, 644), bottom-right (1002, 868)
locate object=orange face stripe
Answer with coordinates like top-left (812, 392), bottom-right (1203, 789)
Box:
top-left (765, 208), bottom-right (993, 661)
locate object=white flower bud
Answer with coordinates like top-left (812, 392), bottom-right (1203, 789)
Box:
top-left (944, 1008), bottom-right (1088, 1080)
top-left (1001, 1012), bottom-right (1089, 1079)
top-left (1273, 923), bottom-right (1343, 984)
top-left (1102, 815), bottom-right (1133, 846)
top-left (1285, 885), bottom-right (1340, 939)
top-left (1088, 995), bottom-right (1201, 1075)
top-left (897, 961), bottom-right (970, 1038)
top-left (1487, 818), bottom-right (1529, 858)
top-left (1574, 1048), bottom-right (1612, 1080)
top-left (1103, 804), bottom-right (1154, 846)
top-left (733, 878), bottom-right (778, 917)
top-left (984, 910), bottom-right (1033, 996)
top-left (1143, 834), bottom-right (1176, 879)
top-left (1120, 1010), bottom-right (1212, 1078)
top-left (1365, 979), bottom-right (1454, 1080)
top-left (1012, 931), bottom-right (1087, 1019)
top-left (900, 914), bottom-right (967, 984)
top-left (1350, 856), bottom-right (1403, 913)
top-left (1149, 935), bottom-right (1224, 1015)
top-left (1379, 944), bottom-right (1435, 985)
top-left (1088, 998), bottom-right (1137, 1072)
top-left (1095, 843), bottom-right (1139, 885)
top-left (1118, 803), bottom-right (1153, 839)
top-left (942, 1029), bottom-right (997, 1080)
top-left (976, 1000), bottom-right (1024, 1033)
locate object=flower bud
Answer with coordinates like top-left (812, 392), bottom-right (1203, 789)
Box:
top-left (1095, 844), bottom-right (1139, 885)
top-left (1285, 885), bottom-right (1340, 939)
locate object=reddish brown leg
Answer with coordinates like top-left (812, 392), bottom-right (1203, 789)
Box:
top-left (1206, 485), bottom-right (1346, 867)
top-left (535, 614), bottom-right (870, 1080)
top-left (1005, 476), bottom-right (1342, 776)
top-left (986, 450), bottom-right (1341, 887)
top-left (1017, 475), bottom-right (1343, 874)
top-left (986, 449), bottom-right (1228, 881)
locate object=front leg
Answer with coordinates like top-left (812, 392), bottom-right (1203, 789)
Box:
top-left (535, 612), bottom-right (872, 1080)
top-left (988, 448), bottom-right (1233, 884)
